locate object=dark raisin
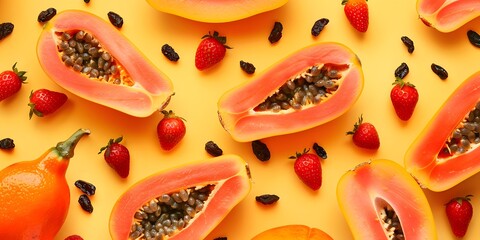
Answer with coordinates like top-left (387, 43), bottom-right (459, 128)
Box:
top-left (312, 143), bottom-right (327, 159)
top-left (74, 180), bottom-right (96, 196)
top-left (0, 22), bottom-right (14, 40)
top-left (431, 63), bottom-right (448, 80)
top-left (37, 8), bottom-right (57, 23)
top-left (107, 11), bottom-right (123, 28)
top-left (240, 60), bottom-right (256, 74)
top-left (401, 36), bottom-right (415, 53)
top-left (252, 140), bottom-right (270, 161)
top-left (268, 22), bottom-right (283, 44)
top-left (467, 30), bottom-right (480, 48)
top-left (161, 44), bottom-right (180, 62)
top-left (78, 194), bottom-right (93, 213)
top-left (311, 18), bottom-right (329, 37)
top-left (84, 0), bottom-right (90, 3)
top-left (394, 62), bottom-right (409, 79)
top-left (213, 237), bottom-right (227, 240)
top-left (0, 138), bottom-right (15, 150)
top-left (256, 194), bottom-right (280, 205)
top-left (205, 141), bottom-right (223, 157)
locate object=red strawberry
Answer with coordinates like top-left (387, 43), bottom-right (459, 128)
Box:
top-left (99, 136), bottom-right (130, 178)
top-left (28, 89), bottom-right (67, 119)
top-left (346, 115), bottom-right (380, 149)
top-left (157, 110), bottom-right (186, 151)
top-left (0, 63), bottom-right (27, 101)
top-left (390, 78), bottom-right (419, 121)
top-left (446, 195), bottom-right (473, 238)
top-left (195, 31), bottom-right (231, 71)
top-left (64, 235), bottom-right (84, 240)
top-left (342, 0), bottom-right (369, 32)
top-left (290, 149), bottom-right (322, 190)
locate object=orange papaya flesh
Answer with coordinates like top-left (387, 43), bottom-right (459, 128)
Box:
top-left (217, 43), bottom-right (363, 142)
top-left (417, 0), bottom-right (480, 32)
top-left (0, 129), bottom-right (90, 239)
top-left (405, 71), bottom-right (480, 191)
top-left (251, 225), bottom-right (333, 240)
top-left (337, 159), bottom-right (436, 240)
top-left (109, 154), bottom-right (251, 239)
top-left (37, 10), bottom-right (174, 117)
top-left (146, 0), bottom-right (288, 23)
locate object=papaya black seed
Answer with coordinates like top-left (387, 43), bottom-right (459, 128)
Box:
top-left (401, 36), bottom-right (414, 53)
top-left (74, 180), bottom-right (96, 196)
top-left (37, 8), bottom-right (57, 23)
top-left (107, 11), bottom-right (123, 28)
top-left (0, 22), bottom-right (14, 40)
top-left (268, 22), bottom-right (283, 44)
top-left (0, 138), bottom-right (15, 150)
top-left (313, 143), bottom-right (327, 159)
top-left (213, 237), bottom-right (227, 240)
top-left (252, 140), bottom-right (271, 161)
top-left (394, 62), bottom-right (409, 80)
top-left (256, 194), bottom-right (280, 205)
top-left (311, 18), bottom-right (329, 37)
top-left (78, 194), bottom-right (94, 213)
top-left (240, 60), bottom-right (256, 74)
top-left (84, 0), bottom-right (90, 3)
top-left (205, 141), bottom-right (223, 157)
top-left (467, 30), bottom-right (480, 48)
top-left (431, 63), bottom-right (448, 80)
top-left (161, 44), bottom-right (180, 62)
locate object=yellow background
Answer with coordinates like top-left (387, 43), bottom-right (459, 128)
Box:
top-left (1, 0), bottom-right (480, 239)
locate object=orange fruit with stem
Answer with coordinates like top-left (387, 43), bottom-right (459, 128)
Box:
top-left (0, 128), bottom-right (90, 239)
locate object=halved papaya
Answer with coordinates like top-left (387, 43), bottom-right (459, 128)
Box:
top-left (217, 43), bottom-right (363, 142)
top-left (146, 0), bottom-right (288, 23)
top-left (405, 71), bottom-right (480, 191)
top-left (337, 159), bottom-right (436, 239)
top-left (37, 10), bottom-right (174, 117)
top-left (417, 0), bottom-right (480, 32)
top-left (109, 154), bottom-right (251, 239)
top-left (251, 225), bottom-right (333, 240)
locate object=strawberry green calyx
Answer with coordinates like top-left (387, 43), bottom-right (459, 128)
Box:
top-left (393, 77), bottom-right (415, 88)
top-left (342, 0), bottom-right (368, 5)
top-left (11, 62), bottom-right (27, 82)
top-left (346, 114), bottom-right (363, 135)
top-left (202, 31), bottom-right (232, 49)
top-left (99, 136), bottom-right (123, 154)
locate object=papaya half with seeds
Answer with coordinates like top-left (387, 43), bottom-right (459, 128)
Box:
top-left (109, 154), bottom-right (251, 239)
top-left (146, 0), bottom-right (288, 23)
top-left (417, 0), bottom-right (480, 32)
top-left (337, 159), bottom-right (437, 240)
top-left (217, 43), bottom-right (363, 142)
top-left (405, 71), bottom-right (480, 191)
top-left (37, 10), bottom-right (174, 117)
top-left (251, 225), bottom-right (333, 240)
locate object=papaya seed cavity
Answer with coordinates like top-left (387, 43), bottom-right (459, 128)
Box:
top-left (129, 184), bottom-right (215, 239)
top-left (254, 63), bottom-right (349, 113)
top-left (55, 30), bottom-right (134, 86)
top-left (375, 198), bottom-right (404, 240)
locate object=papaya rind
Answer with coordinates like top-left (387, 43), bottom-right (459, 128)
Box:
top-left (217, 42), bottom-right (363, 142)
top-left (146, 0), bottom-right (289, 23)
top-left (417, 0), bottom-right (480, 32)
top-left (337, 159), bottom-right (437, 240)
top-left (109, 154), bottom-right (251, 240)
top-left (251, 224), bottom-right (333, 240)
top-left (405, 71), bottom-right (480, 191)
top-left (37, 10), bottom-right (174, 117)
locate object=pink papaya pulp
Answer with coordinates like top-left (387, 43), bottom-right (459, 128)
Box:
top-left (109, 154), bottom-right (251, 239)
top-left (217, 43), bottom-right (363, 142)
top-left (337, 159), bottom-right (436, 240)
top-left (405, 71), bottom-right (480, 191)
top-left (146, 0), bottom-right (288, 23)
top-left (37, 10), bottom-right (174, 117)
top-left (417, 0), bottom-right (480, 32)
